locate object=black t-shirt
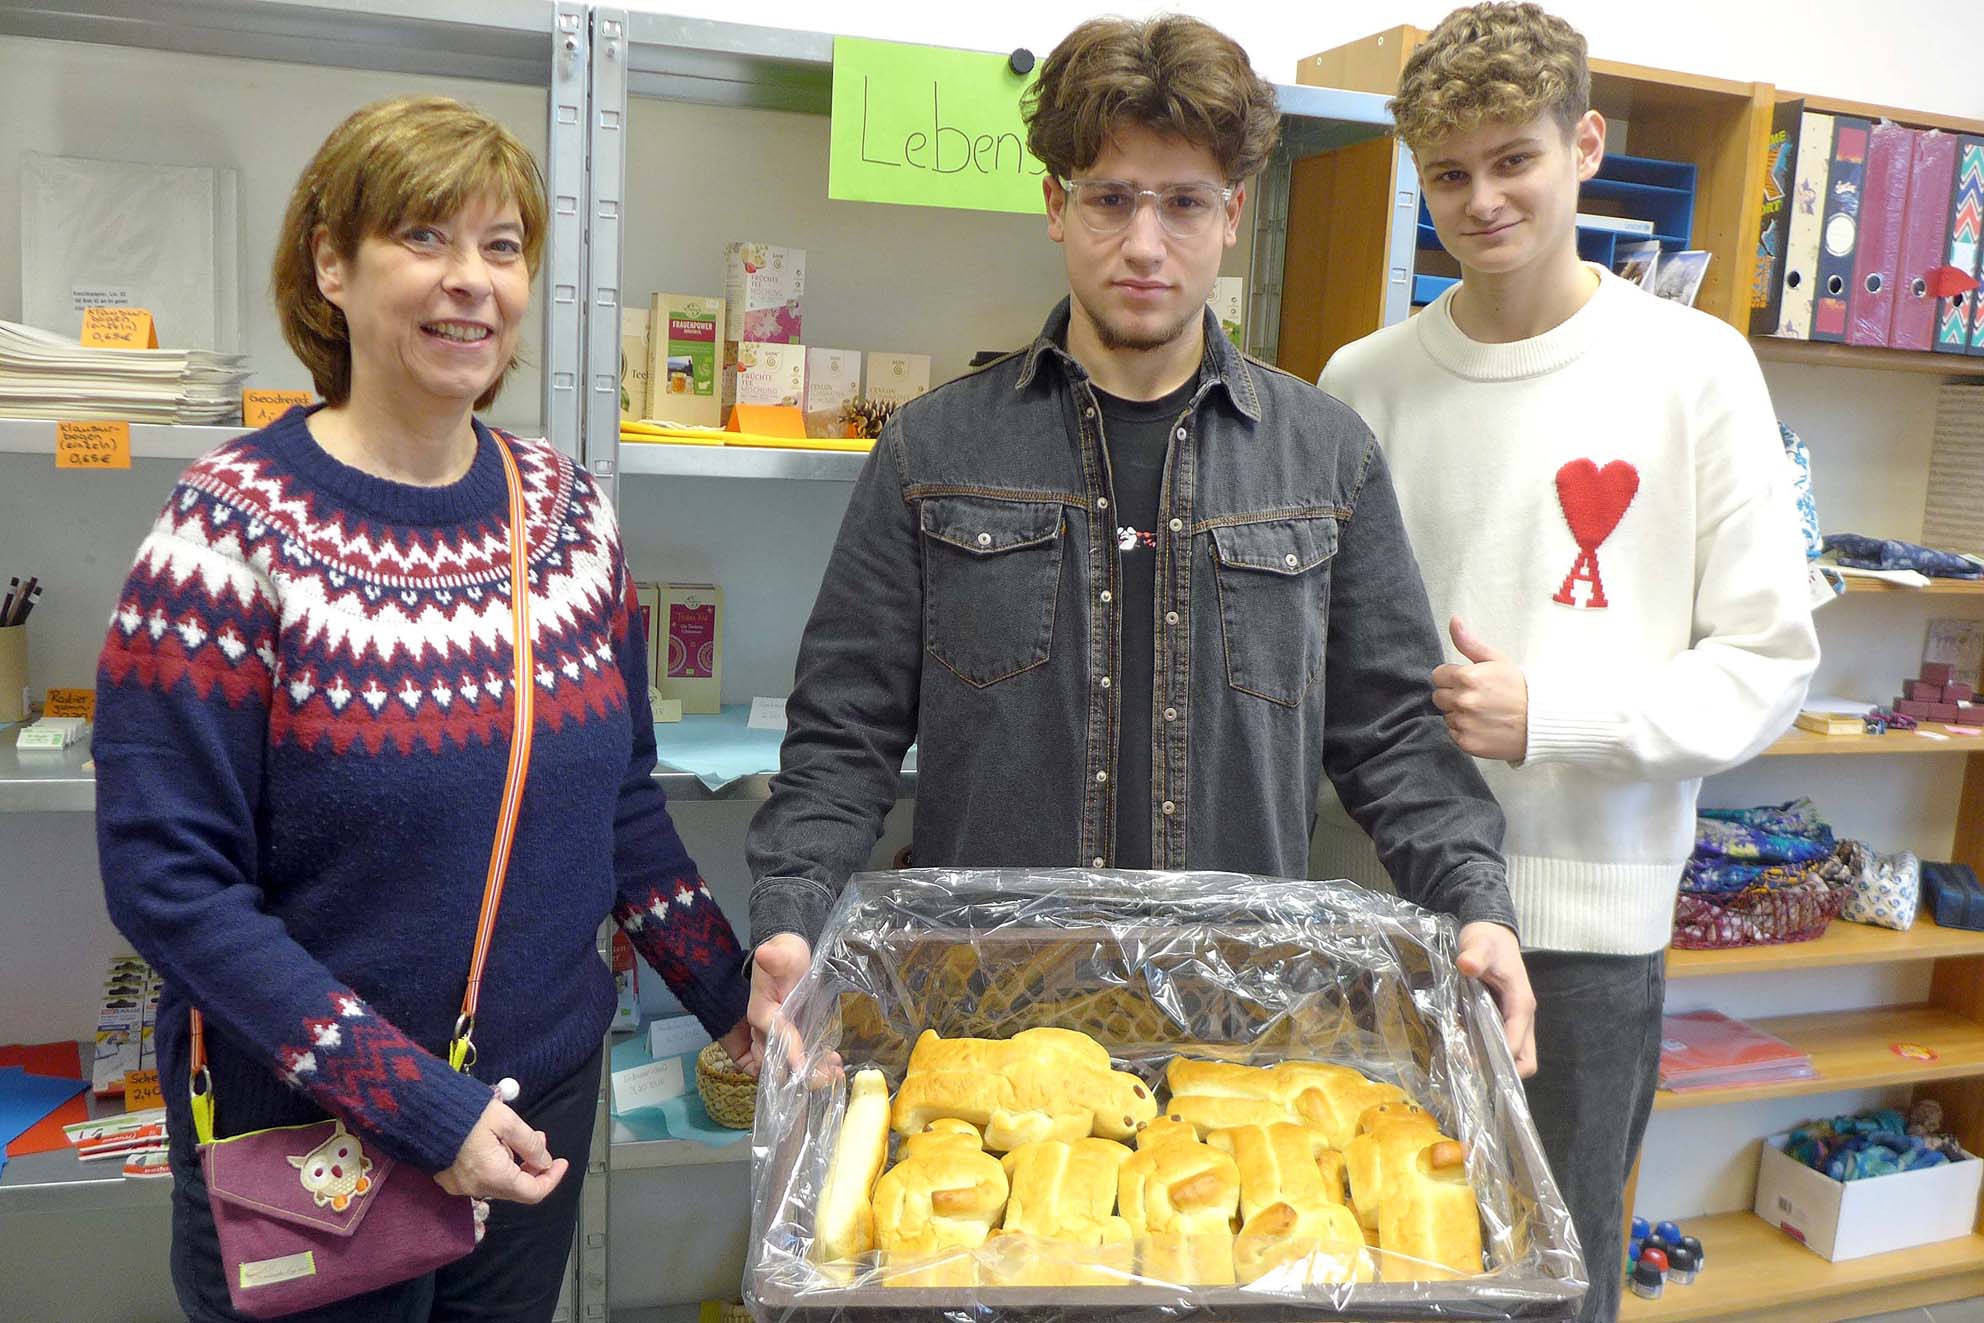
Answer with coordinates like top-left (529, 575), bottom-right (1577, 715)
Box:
top-left (1093, 375), bottom-right (1198, 869)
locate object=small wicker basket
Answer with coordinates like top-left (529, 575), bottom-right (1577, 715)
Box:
top-left (696, 1040), bottom-right (758, 1129)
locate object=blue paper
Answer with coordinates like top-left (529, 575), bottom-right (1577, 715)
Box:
top-left (0, 1065), bottom-right (89, 1151)
top-left (608, 1034), bottom-right (749, 1148)
top-left (653, 706), bottom-right (785, 791)
top-left (653, 705), bottom-right (915, 792)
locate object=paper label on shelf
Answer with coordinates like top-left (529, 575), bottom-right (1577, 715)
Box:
top-left (829, 36), bottom-right (1047, 215)
top-left (123, 1068), bottom-right (162, 1110)
top-left (611, 1055), bottom-right (688, 1114)
top-left (71, 286), bottom-right (132, 312)
top-left (242, 390), bottom-right (312, 428)
top-left (747, 697), bottom-right (789, 732)
top-left (44, 689), bottom-right (94, 719)
top-left (80, 306), bottom-right (157, 349)
top-left (56, 420), bottom-right (131, 470)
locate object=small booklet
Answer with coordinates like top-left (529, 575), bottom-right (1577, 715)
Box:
top-left (1658, 1009), bottom-right (1815, 1091)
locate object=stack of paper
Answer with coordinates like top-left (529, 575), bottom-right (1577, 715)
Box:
top-left (1658, 1009), bottom-right (1816, 1091)
top-left (0, 318), bottom-right (249, 424)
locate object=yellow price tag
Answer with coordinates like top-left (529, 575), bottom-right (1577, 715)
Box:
top-left (124, 1068), bottom-right (163, 1110)
top-left (81, 307), bottom-right (158, 349)
top-left (56, 420), bottom-right (131, 470)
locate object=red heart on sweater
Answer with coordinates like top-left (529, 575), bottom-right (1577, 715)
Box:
top-left (1555, 459), bottom-right (1640, 551)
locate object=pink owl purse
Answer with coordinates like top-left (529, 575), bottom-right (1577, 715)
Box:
top-left (190, 439), bottom-right (536, 1318)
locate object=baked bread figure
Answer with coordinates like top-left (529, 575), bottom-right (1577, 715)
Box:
top-left (892, 1030), bottom-right (1158, 1148)
top-left (983, 1137), bottom-right (1135, 1286)
top-left (1344, 1103), bottom-right (1444, 1233)
top-left (1163, 1057), bottom-right (1406, 1149)
top-left (1377, 1138), bottom-right (1484, 1280)
top-left (871, 1119), bottom-right (1009, 1287)
top-left (1210, 1122), bottom-right (1371, 1285)
top-left (1118, 1111), bottom-right (1241, 1285)
top-left (814, 1068), bottom-right (891, 1274)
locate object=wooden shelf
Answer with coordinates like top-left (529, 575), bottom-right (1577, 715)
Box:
top-left (1752, 337), bottom-right (1984, 377)
top-left (1653, 1004), bottom-right (1984, 1111)
top-left (1618, 1210), bottom-right (1984, 1322)
top-left (1840, 576), bottom-right (1984, 594)
top-left (1763, 724), bottom-right (1982, 755)
top-left (1668, 916), bottom-right (1984, 978)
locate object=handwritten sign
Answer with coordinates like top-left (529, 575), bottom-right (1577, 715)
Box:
top-left (45, 689), bottom-right (95, 720)
top-left (243, 390), bottom-right (313, 428)
top-left (80, 307), bottom-right (157, 349)
top-left (56, 420), bottom-right (131, 470)
top-left (124, 1068), bottom-right (163, 1110)
top-left (830, 36), bottom-right (1048, 215)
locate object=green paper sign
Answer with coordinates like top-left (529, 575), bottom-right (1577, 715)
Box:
top-left (829, 36), bottom-right (1049, 216)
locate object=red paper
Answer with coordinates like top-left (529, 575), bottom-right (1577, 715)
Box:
top-left (1658, 1010), bottom-right (1816, 1091)
top-left (1, 1041), bottom-right (89, 1157)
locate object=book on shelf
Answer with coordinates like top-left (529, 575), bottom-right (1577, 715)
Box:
top-left (1658, 1009), bottom-right (1815, 1091)
top-left (1795, 710), bottom-right (1867, 735)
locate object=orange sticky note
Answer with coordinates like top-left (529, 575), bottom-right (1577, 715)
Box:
top-left (55, 420), bottom-right (132, 470)
top-left (80, 307), bottom-right (157, 349)
top-left (243, 390), bottom-right (313, 428)
top-left (45, 688), bottom-right (96, 719)
top-left (123, 1068), bottom-right (163, 1110)
top-left (726, 404), bottom-right (809, 438)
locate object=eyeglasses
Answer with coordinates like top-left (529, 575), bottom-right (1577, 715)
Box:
top-left (1062, 179), bottom-right (1235, 239)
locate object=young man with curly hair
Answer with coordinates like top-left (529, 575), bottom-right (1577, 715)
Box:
top-left (743, 15), bottom-right (1535, 1083)
top-left (1314, 5), bottom-right (1818, 1315)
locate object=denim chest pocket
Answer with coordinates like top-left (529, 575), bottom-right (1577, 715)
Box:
top-left (1209, 515), bottom-right (1339, 706)
top-left (921, 496), bottom-right (1067, 686)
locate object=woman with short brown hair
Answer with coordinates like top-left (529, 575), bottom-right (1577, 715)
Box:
top-left (96, 95), bottom-right (750, 1321)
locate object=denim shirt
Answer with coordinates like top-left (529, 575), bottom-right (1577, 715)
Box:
top-left (747, 299), bottom-right (1514, 945)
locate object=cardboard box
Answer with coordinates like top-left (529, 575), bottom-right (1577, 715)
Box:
top-left (1952, 683), bottom-right (1977, 702)
top-left (1924, 661), bottom-right (1956, 686)
top-left (647, 294), bottom-right (725, 427)
top-left (805, 346), bottom-right (862, 418)
top-left (867, 351), bottom-right (931, 407)
top-left (634, 581), bottom-right (662, 684)
top-left (1908, 680), bottom-right (1946, 703)
top-left (620, 307), bottom-right (650, 423)
top-left (1208, 275), bottom-right (1245, 346)
top-left (732, 341), bottom-right (807, 408)
top-left (610, 929), bottom-right (640, 1032)
top-left (659, 583), bottom-right (722, 715)
top-left (1931, 702), bottom-right (1962, 722)
top-left (1754, 1132), bottom-right (1983, 1260)
top-left (1897, 698), bottom-right (1934, 718)
top-left (723, 241), bottom-right (804, 344)
top-left (1959, 703), bottom-right (1984, 726)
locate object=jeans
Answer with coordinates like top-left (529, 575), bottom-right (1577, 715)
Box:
top-left (1523, 950), bottom-right (1666, 1323)
top-left (168, 1045), bottom-right (602, 1322)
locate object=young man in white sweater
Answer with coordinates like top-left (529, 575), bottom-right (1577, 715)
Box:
top-left (1315, 4), bottom-right (1818, 1316)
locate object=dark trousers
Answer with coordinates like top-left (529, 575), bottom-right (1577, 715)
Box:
top-left (1522, 950), bottom-right (1666, 1323)
top-left (170, 1046), bottom-right (603, 1323)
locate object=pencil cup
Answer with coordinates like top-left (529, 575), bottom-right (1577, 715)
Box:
top-left (0, 626), bottom-right (26, 723)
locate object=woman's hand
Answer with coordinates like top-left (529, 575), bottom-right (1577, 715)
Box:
top-left (434, 1097), bottom-right (568, 1204)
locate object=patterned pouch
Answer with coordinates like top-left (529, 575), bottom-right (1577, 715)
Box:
top-left (1837, 845), bottom-right (1921, 931)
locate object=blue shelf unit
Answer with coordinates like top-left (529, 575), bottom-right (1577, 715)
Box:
top-left (1411, 152), bottom-right (1698, 306)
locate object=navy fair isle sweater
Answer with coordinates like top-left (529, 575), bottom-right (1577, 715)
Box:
top-left (95, 408), bottom-right (748, 1173)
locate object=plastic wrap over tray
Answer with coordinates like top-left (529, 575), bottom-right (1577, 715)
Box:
top-left (744, 868), bottom-right (1584, 1321)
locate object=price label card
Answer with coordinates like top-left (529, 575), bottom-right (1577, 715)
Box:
top-left (123, 1068), bottom-right (163, 1109)
top-left (56, 420), bottom-right (132, 470)
top-left (747, 697), bottom-right (789, 731)
top-left (243, 390), bottom-right (312, 428)
top-left (44, 688), bottom-right (96, 719)
top-left (80, 307), bottom-right (157, 349)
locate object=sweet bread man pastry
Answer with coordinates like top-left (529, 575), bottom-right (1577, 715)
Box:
top-left (1210, 1122), bottom-right (1370, 1285)
top-left (815, 1068), bottom-right (891, 1272)
top-left (872, 1120), bottom-right (1009, 1287)
top-left (1344, 1103), bottom-right (1444, 1232)
top-left (1119, 1111), bottom-right (1241, 1285)
top-left (1378, 1138), bottom-right (1483, 1280)
top-left (983, 1137), bottom-right (1135, 1286)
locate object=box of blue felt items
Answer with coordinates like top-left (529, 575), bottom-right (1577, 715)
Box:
top-left (1753, 1101), bottom-right (1982, 1260)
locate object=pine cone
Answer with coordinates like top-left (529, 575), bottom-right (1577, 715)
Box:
top-left (840, 395), bottom-right (899, 440)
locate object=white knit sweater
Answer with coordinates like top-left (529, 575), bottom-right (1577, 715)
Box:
top-left (1314, 266), bottom-right (1819, 954)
